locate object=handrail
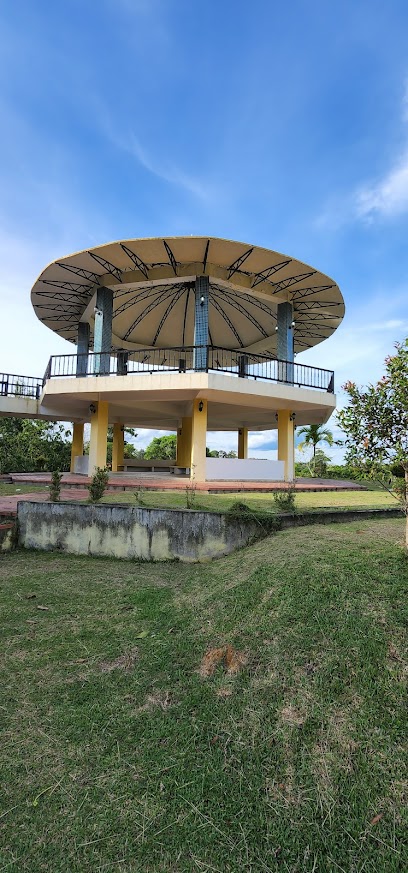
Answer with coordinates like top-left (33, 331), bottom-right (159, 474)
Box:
top-left (0, 373), bottom-right (43, 400)
top-left (43, 346), bottom-right (335, 392)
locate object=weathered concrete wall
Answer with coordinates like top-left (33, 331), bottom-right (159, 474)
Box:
top-left (0, 522), bottom-right (14, 552)
top-left (17, 502), bottom-right (261, 562)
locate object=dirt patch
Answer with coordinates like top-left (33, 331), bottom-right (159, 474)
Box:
top-left (216, 686), bottom-right (233, 698)
top-left (134, 689), bottom-right (172, 713)
top-left (280, 704), bottom-right (306, 727)
top-left (99, 648), bottom-right (139, 673)
top-left (199, 645), bottom-right (247, 678)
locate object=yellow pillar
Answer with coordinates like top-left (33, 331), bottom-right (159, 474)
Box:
top-left (177, 417), bottom-right (193, 468)
top-left (112, 423), bottom-right (125, 472)
top-left (176, 426), bottom-right (184, 466)
top-left (238, 427), bottom-right (248, 459)
top-left (277, 410), bottom-right (295, 482)
top-left (191, 399), bottom-right (207, 482)
top-left (88, 401), bottom-right (109, 475)
top-left (70, 423), bottom-right (84, 473)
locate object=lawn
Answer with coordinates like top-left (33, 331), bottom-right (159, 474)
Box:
top-left (98, 486), bottom-right (398, 514)
top-left (0, 483), bottom-right (48, 496)
top-left (1, 519), bottom-right (407, 871)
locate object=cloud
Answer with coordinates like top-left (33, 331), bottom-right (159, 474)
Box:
top-left (355, 148), bottom-right (408, 220)
top-left (126, 134), bottom-right (214, 202)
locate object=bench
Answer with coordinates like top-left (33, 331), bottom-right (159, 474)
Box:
top-left (118, 460), bottom-right (189, 475)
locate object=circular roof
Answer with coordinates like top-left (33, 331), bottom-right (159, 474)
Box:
top-left (31, 236), bottom-right (344, 357)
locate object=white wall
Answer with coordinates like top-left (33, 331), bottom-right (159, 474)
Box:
top-left (206, 458), bottom-right (284, 481)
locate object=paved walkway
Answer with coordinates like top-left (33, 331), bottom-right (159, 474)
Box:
top-left (8, 471), bottom-right (364, 492)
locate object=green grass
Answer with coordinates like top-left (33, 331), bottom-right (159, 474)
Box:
top-left (1, 519), bottom-right (407, 871)
top-left (98, 486), bottom-right (398, 513)
top-left (0, 483), bottom-right (48, 496)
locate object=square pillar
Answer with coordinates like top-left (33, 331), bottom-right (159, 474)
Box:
top-left (277, 410), bottom-right (295, 482)
top-left (191, 399), bottom-right (207, 482)
top-left (238, 427), bottom-right (248, 459)
top-left (112, 423), bottom-right (125, 472)
top-left (70, 422), bottom-right (84, 473)
top-left (88, 401), bottom-right (109, 475)
top-left (76, 323), bottom-right (90, 377)
top-left (193, 276), bottom-right (209, 371)
top-left (93, 286), bottom-right (113, 376)
top-left (177, 417), bottom-right (193, 468)
top-left (277, 301), bottom-right (294, 384)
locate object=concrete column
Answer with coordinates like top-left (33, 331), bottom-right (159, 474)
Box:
top-left (238, 427), bottom-right (248, 459)
top-left (70, 423), bottom-right (84, 473)
top-left (191, 399), bottom-right (207, 482)
top-left (88, 401), bottom-right (109, 475)
top-left (176, 417), bottom-right (193, 468)
top-left (193, 276), bottom-right (209, 371)
top-left (112, 423), bottom-right (125, 472)
top-left (277, 410), bottom-right (295, 482)
top-left (76, 322), bottom-right (90, 377)
top-left (93, 286), bottom-right (113, 376)
top-left (277, 301), bottom-right (294, 383)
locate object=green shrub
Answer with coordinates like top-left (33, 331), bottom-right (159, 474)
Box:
top-left (273, 487), bottom-right (296, 513)
top-left (49, 470), bottom-right (62, 502)
top-left (88, 467), bottom-right (109, 503)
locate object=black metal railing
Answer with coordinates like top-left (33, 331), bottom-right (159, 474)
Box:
top-left (43, 346), bottom-right (334, 392)
top-left (0, 373), bottom-right (43, 399)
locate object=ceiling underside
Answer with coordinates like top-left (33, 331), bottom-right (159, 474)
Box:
top-left (31, 236), bottom-right (344, 358)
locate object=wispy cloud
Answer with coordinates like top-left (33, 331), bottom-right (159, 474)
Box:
top-left (355, 148), bottom-right (408, 220)
top-left (126, 134), bottom-right (215, 202)
top-left (354, 76), bottom-right (408, 221)
top-left (316, 76), bottom-right (408, 227)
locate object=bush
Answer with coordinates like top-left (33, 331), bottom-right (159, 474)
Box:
top-left (49, 470), bottom-right (62, 502)
top-left (389, 462), bottom-right (405, 479)
top-left (273, 487), bottom-right (296, 513)
top-left (88, 467), bottom-right (109, 503)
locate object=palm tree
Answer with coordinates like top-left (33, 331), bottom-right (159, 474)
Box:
top-left (297, 424), bottom-right (334, 458)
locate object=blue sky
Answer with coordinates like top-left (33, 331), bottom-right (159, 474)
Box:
top-left (1, 0), bottom-right (408, 459)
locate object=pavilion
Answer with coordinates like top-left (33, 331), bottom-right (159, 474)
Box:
top-left (26, 236), bottom-right (344, 483)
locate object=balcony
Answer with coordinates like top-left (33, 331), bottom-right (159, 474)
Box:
top-left (43, 346), bottom-right (334, 393)
top-left (1, 373), bottom-right (42, 399)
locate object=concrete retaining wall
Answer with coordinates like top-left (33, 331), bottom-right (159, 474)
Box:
top-left (0, 522), bottom-right (14, 552)
top-left (17, 502), bottom-right (261, 562)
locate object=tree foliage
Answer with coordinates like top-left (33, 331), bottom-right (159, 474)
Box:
top-left (337, 338), bottom-right (408, 544)
top-left (0, 418), bottom-right (71, 473)
top-left (144, 435), bottom-right (177, 460)
top-left (297, 424), bottom-right (334, 458)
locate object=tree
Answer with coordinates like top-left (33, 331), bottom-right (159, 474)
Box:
top-left (297, 424), bottom-right (334, 458)
top-left (337, 338), bottom-right (408, 547)
top-left (0, 418), bottom-right (71, 473)
top-left (144, 434), bottom-right (177, 460)
top-left (105, 426), bottom-right (140, 465)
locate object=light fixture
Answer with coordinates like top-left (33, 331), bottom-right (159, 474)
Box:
top-left (291, 320), bottom-right (296, 327)
top-left (198, 400), bottom-right (204, 412)
top-left (275, 325), bottom-right (278, 331)
top-left (200, 295), bottom-right (205, 305)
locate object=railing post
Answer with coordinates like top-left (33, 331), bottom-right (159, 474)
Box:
top-left (238, 354), bottom-right (248, 378)
top-left (117, 351), bottom-right (128, 376)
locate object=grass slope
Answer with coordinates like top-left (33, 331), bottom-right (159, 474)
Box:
top-left (98, 488), bottom-right (398, 513)
top-left (1, 519), bottom-right (407, 872)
